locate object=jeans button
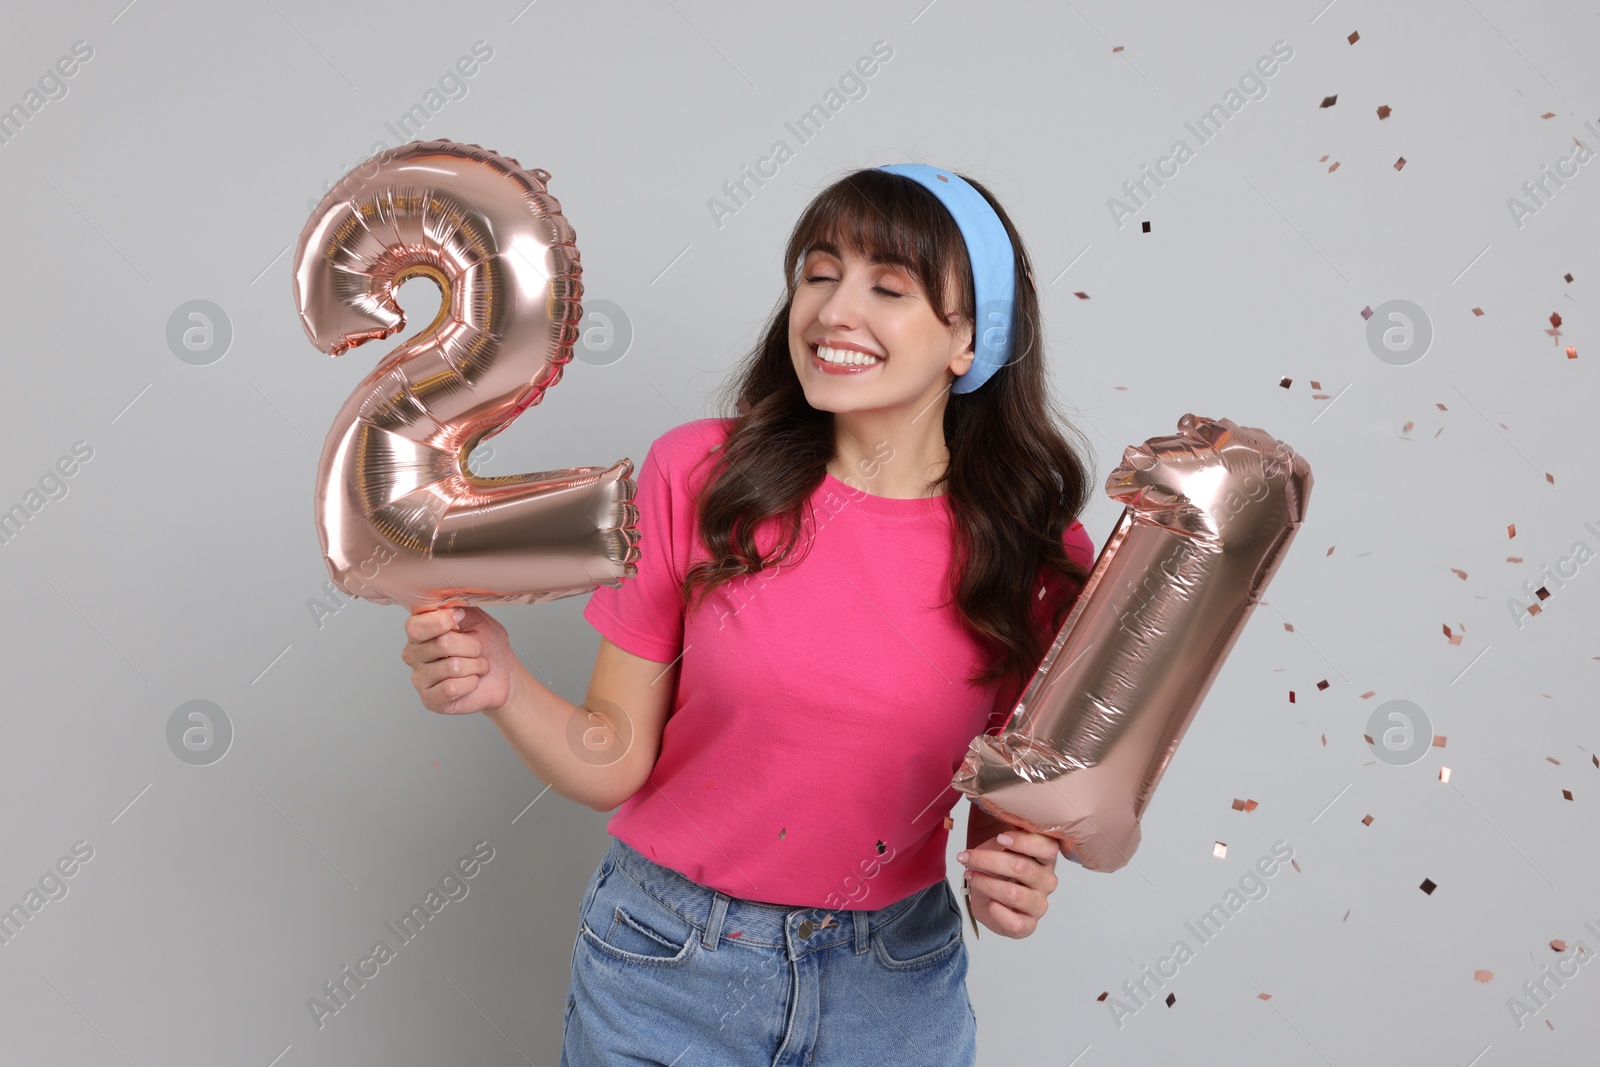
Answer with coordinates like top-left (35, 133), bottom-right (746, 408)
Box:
top-left (797, 918), bottom-right (814, 938)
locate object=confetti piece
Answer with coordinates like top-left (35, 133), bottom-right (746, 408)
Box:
top-left (1283, 621), bottom-right (1295, 631)
top-left (1541, 112), bottom-right (1556, 119)
top-left (1565, 273), bottom-right (1574, 282)
top-left (432, 759), bottom-right (440, 770)
top-left (942, 816), bottom-right (953, 830)
top-left (1232, 798), bottom-right (1259, 812)
top-left (1258, 991), bottom-right (1273, 1001)
top-left (1074, 292), bottom-right (1090, 300)
top-left (1436, 402), bottom-right (1448, 411)
top-left (1564, 789), bottom-right (1574, 800)
top-left (1443, 624), bottom-right (1463, 646)
top-left (1377, 104), bottom-right (1392, 119)
top-left (1440, 767), bottom-right (1452, 782)
top-left (1475, 969), bottom-right (1494, 983)
top-left (1320, 95), bottom-right (1338, 108)
top-left (1450, 568), bottom-right (1468, 580)
top-left (1433, 736), bottom-right (1447, 748)
top-left (1360, 691), bottom-right (1375, 699)
top-left (1509, 524), bottom-right (1517, 538)
top-left (1317, 679), bottom-right (1330, 691)
top-left (1112, 45), bottom-right (1124, 53)
top-left (1553, 939), bottom-right (1568, 952)
top-left (1361, 305), bottom-right (1373, 320)
top-left (1321, 734), bottom-right (1327, 746)
top-left (1097, 991), bottom-right (1109, 1001)
top-left (1347, 31), bottom-right (1359, 44)
top-left (1291, 858), bottom-right (1301, 873)
top-left (1364, 734), bottom-right (1375, 745)
top-left (1326, 545), bottom-right (1335, 556)
top-left (1394, 157), bottom-right (1407, 171)
top-left (779, 826), bottom-right (787, 839)
top-left (1165, 992), bottom-right (1176, 1007)
top-left (1507, 556), bottom-right (1524, 563)
top-left (1327, 160), bottom-right (1340, 173)
top-left (1551, 312), bottom-right (1563, 329)
top-left (1342, 909), bottom-right (1350, 922)
top-left (1472, 307), bottom-right (1484, 316)
top-left (1546, 473), bottom-right (1556, 485)
top-left (1403, 420), bottom-right (1415, 433)
top-left (1567, 347), bottom-right (1578, 359)
top-left (1213, 842), bottom-right (1228, 859)
top-left (1420, 878), bottom-right (1437, 895)
top-left (1593, 755), bottom-right (1598, 769)
top-left (1310, 380), bottom-right (1322, 390)
top-left (1142, 220), bottom-right (1151, 233)
top-left (1548, 757), bottom-right (1562, 765)
top-left (875, 839), bottom-right (887, 854)
top-left (1290, 690), bottom-right (1296, 703)
top-left (1280, 377), bottom-right (1293, 388)
top-left (1362, 814), bottom-right (1374, 826)
top-left (730, 930), bottom-right (743, 938)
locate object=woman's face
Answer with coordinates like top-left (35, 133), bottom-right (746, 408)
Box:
top-left (787, 242), bottom-right (974, 414)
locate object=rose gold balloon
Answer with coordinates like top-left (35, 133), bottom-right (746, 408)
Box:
top-left (292, 139), bottom-right (638, 611)
top-left (952, 413), bottom-right (1313, 872)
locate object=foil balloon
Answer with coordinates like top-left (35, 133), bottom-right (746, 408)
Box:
top-left (952, 413), bottom-right (1312, 872)
top-left (292, 139), bottom-right (639, 611)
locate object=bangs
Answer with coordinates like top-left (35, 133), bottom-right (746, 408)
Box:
top-left (784, 169), bottom-right (973, 321)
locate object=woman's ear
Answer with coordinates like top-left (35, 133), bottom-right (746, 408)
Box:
top-left (947, 313), bottom-right (976, 377)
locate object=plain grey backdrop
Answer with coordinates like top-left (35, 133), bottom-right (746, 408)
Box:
top-left (3, 0), bottom-right (1598, 1064)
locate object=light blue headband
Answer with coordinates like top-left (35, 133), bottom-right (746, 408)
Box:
top-left (876, 163), bottom-right (1016, 394)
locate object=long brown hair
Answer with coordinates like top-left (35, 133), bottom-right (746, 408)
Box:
top-left (682, 166), bottom-right (1096, 697)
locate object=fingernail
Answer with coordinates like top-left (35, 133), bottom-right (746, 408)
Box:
top-left (997, 833), bottom-right (1013, 846)
top-left (956, 850), bottom-right (970, 862)
top-left (453, 608), bottom-right (465, 623)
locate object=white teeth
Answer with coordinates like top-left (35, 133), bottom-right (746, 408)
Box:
top-left (817, 345), bottom-right (882, 366)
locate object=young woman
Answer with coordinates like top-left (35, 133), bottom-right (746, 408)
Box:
top-left (401, 163), bottom-right (1098, 1065)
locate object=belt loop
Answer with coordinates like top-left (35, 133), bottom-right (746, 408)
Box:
top-left (703, 891), bottom-right (730, 951)
top-left (853, 909), bottom-right (870, 954)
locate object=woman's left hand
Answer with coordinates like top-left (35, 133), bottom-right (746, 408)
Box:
top-left (957, 829), bottom-right (1060, 939)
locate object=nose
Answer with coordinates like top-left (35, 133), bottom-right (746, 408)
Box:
top-left (816, 279), bottom-right (867, 331)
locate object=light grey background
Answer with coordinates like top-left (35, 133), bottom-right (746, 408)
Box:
top-left (3, 1), bottom-right (1598, 1064)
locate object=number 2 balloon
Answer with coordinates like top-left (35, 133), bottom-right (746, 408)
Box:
top-left (292, 140), bottom-right (639, 611)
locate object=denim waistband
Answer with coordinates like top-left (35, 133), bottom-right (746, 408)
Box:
top-left (603, 835), bottom-right (939, 956)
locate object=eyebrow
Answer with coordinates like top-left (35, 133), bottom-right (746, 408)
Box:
top-left (805, 241), bottom-right (910, 268)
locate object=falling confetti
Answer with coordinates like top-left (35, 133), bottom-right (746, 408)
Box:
top-left (1213, 842), bottom-right (1228, 859)
top-left (1509, 524), bottom-right (1517, 539)
top-left (1290, 691), bottom-right (1296, 703)
top-left (1377, 104), bottom-right (1392, 119)
top-left (1443, 624), bottom-right (1464, 646)
top-left (1450, 568), bottom-right (1468, 580)
top-left (1548, 756), bottom-right (1562, 766)
top-left (1347, 31), bottom-right (1359, 44)
top-left (1474, 970), bottom-right (1494, 983)
top-left (1258, 992), bottom-right (1273, 1001)
top-left (1567, 347), bottom-right (1578, 359)
top-left (1552, 939), bottom-right (1568, 952)
top-left (1317, 679), bottom-right (1330, 691)
top-left (1360, 691), bottom-right (1375, 699)
top-left (1394, 157), bottom-right (1407, 171)
top-left (1112, 45), bottom-right (1124, 53)
top-left (779, 827), bottom-right (787, 840)
top-left (1420, 878), bottom-right (1437, 895)
top-left (1280, 377), bottom-right (1293, 388)
top-left (1433, 736), bottom-right (1448, 748)
top-left (875, 839), bottom-right (887, 855)
top-left (1472, 307), bottom-right (1484, 316)
top-left (1290, 858), bottom-right (1302, 873)
top-left (1321, 734), bottom-right (1327, 746)
top-left (1563, 790), bottom-right (1574, 800)
top-left (1361, 305), bottom-right (1373, 320)
top-left (1165, 992), bottom-right (1176, 1007)
top-left (1362, 814), bottom-right (1374, 826)
top-left (1440, 767), bottom-right (1452, 782)
top-left (1320, 95), bottom-right (1338, 108)
top-left (1073, 292), bottom-right (1090, 300)
top-left (942, 816), bottom-right (954, 830)
top-left (1232, 798), bottom-right (1260, 812)
top-left (1097, 991), bottom-right (1110, 1001)
top-left (1283, 621), bottom-right (1295, 631)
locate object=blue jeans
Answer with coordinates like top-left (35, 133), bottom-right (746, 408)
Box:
top-left (561, 834), bottom-right (977, 1066)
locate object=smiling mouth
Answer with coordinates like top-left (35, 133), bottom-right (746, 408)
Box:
top-left (812, 343), bottom-right (885, 368)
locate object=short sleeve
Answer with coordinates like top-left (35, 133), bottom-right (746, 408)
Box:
top-left (582, 436), bottom-right (686, 664)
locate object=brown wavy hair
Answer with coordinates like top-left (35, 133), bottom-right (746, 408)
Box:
top-left (681, 166), bottom-right (1096, 697)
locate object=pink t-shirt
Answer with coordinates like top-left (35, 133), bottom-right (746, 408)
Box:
top-left (581, 417), bottom-right (1097, 910)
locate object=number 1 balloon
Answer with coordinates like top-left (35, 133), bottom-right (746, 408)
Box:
top-left (292, 140), bottom-right (639, 611)
top-left (952, 414), bottom-right (1313, 872)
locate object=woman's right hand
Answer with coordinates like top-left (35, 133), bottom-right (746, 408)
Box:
top-left (402, 605), bottom-right (520, 716)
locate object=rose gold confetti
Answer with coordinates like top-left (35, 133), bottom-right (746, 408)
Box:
top-left (1394, 157), bottom-right (1407, 171)
top-left (1440, 767), bottom-right (1452, 782)
top-left (1361, 305), bottom-right (1374, 319)
top-left (1433, 736), bottom-right (1447, 748)
top-left (1097, 991), bottom-right (1109, 1001)
top-left (1258, 991), bottom-right (1273, 1001)
top-left (1283, 621), bottom-right (1295, 631)
top-left (1348, 31), bottom-right (1359, 44)
top-left (1280, 377), bottom-right (1293, 388)
top-left (1362, 814), bottom-right (1374, 826)
top-left (1563, 789), bottom-right (1574, 800)
top-left (1565, 273), bottom-right (1574, 282)
top-left (1310, 380), bottom-right (1322, 390)
top-left (729, 930), bottom-right (743, 938)
top-left (1213, 841), bottom-right (1228, 859)
top-left (779, 826), bottom-right (787, 839)
top-left (1472, 307), bottom-right (1484, 316)
top-left (1317, 679), bottom-right (1330, 691)
top-left (432, 759), bottom-right (440, 770)
top-left (1507, 556), bottom-right (1524, 563)
top-left (1232, 798), bottom-right (1259, 812)
top-left (1552, 939), bottom-right (1568, 952)
top-left (1113, 385), bottom-right (1128, 390)
top-left (942, 816), bottom-right (954, 830)
top-left (1567, 347), bottom-right (1577, 359)
top-left (1435, 402), bottom-right (1448, 411)
top-left (1319, 155), bottom-right (1329, 163)
top-left (1327, 160), bottom-right (1341, 173)
top-left (1312, 392), bottom-right (1331, 400)
top-left (1420, 878), bottom-right (1437, 894)
top-left (1534, 587), bottom-right (1551, 601)
top-left (1291, 858), bottom-right (1301, 873)
top-left (1364, 733), bottom-right (1375, 745)
top-left (1403, 420), bottom-right (1415, 432)
top-left (1321, 734), bottom-right (1327, 746)
top-left (1361, 691), bottom-right (1375, 699)
top-left (1546, 473), bottom-right (1556, 484)
top-left (1547, 1019), bottom-right (1555, 1030)
top-left (1377, 105), bottom-right (1391, 119)
top-left (1443, 624), bottom-right (1463, 646)
top-left (1166, 992), bottom-right (1176, 1007)
top-left (1474, 969), bottom-right (1494, 983)
top-left (1593, 755), bottom-right (1598, 768)
top-left (1290, 690), bottom-right (1296, 703)
top-left (1450, 568), bottom-right (1468, 580)
top-left (1320, 95), bottom-right (1338, 108)
top-left (1548, 757), bottom-right (1562, 765)
top-left (1342, 909), bottom-right (1349, 922)
top-left (1112, 45), bottom-right (1124, 53)
top-left (1073, 292), bottom-right (1090, 300)
top-left (1528, 603), bottom-right (1542, 617)
top-left (1541, 112), bottom-right (1556, 119)
top-left (1551, 312), bottom-right (1562, 328)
